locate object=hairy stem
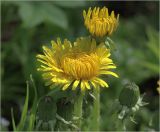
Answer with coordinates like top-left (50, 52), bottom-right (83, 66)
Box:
top-left (73, 92), bottom-right (84, 131)
top-left (91, 87), bottom-right (100, 131)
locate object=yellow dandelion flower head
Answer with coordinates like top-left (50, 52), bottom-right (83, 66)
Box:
top-left (36, 37), bottom-right (118, 91)
top-left (83, 7), bottom-right (119, 37)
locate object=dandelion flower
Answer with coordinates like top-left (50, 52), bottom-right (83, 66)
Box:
top-left (36, 37), bottom-right (118, 91)
top-left (83, 7), bottom-right (119, 37)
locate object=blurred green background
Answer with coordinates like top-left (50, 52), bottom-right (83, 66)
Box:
top-left (1, 1), bottom-right (159, 131)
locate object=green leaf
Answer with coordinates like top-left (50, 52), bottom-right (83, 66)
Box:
top-left (53, 1), bottom-right (86, 8)
top-left (17, 2), bottom-right (68, 29)
top-left (141, 61), bottom-right (159, 73)
top-left (41, 3), bottom-right (68, 29)
top-left (146, 27), bottom-right (159, 58)
top-left (18, 2), bottom-right (44, 28)
top-left (17, 81), bottom-right (29, 130)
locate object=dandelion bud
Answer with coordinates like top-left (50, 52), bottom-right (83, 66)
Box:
top-left (119, 82), bottom-right (140, 108)
top-left (83, 7), bottom-right (119, 37)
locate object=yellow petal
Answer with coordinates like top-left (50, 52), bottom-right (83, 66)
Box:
top-left (52, 77), bottom-right (69, 84)
top-left (100, 65), bottom-right (116, 70)
top-left (100, 71), bottom-right (119, 78)
top-left (84, 81), bottom-right (91, 90)
top-left (83, 10), bottom-right (87, 18)
top-left (57, 38), bottom-right (62, 45)
top-left (80, 81), bottom-right (86, 91)
top-left (93, 78), bottom-right (109, 88)
top-left (42, 73), bottom-right (52, 79)
top-left (90, 81), bottom-right (97, 89)
top-left (62, 83), bottom-right (70, 90)
top-left (36, 54), bottom-right (47, 60)
top-left (72, 80), bottom-right (80, 90)
top-left (42, 46), bottom-right (53, 57)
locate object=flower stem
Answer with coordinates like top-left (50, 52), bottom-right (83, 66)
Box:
top-left (91, 87), bottom-right (100, 131)
top-left (73, 92), bottom-right (84, 131)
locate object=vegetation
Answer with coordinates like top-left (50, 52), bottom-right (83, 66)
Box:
top-left (1, 1), bottom-right (159, 131)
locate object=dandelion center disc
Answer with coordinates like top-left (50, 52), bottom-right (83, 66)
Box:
top-left (61, 52), bottom-right (99, 80)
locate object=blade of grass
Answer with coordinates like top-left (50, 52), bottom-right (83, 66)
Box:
top-left (30, 74), bottom-right (38, 113)
top-left (17, 81), bottom-right (29, 130)
top-left (11, 108), bottom-right (17, 131)
top-left (28, 75), bottom-right (38, 131)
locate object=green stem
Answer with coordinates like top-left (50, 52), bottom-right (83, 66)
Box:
top-left (91, 87), bottom-right (100, 131)
top-left (73, 92), bottom-right (84, 131)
